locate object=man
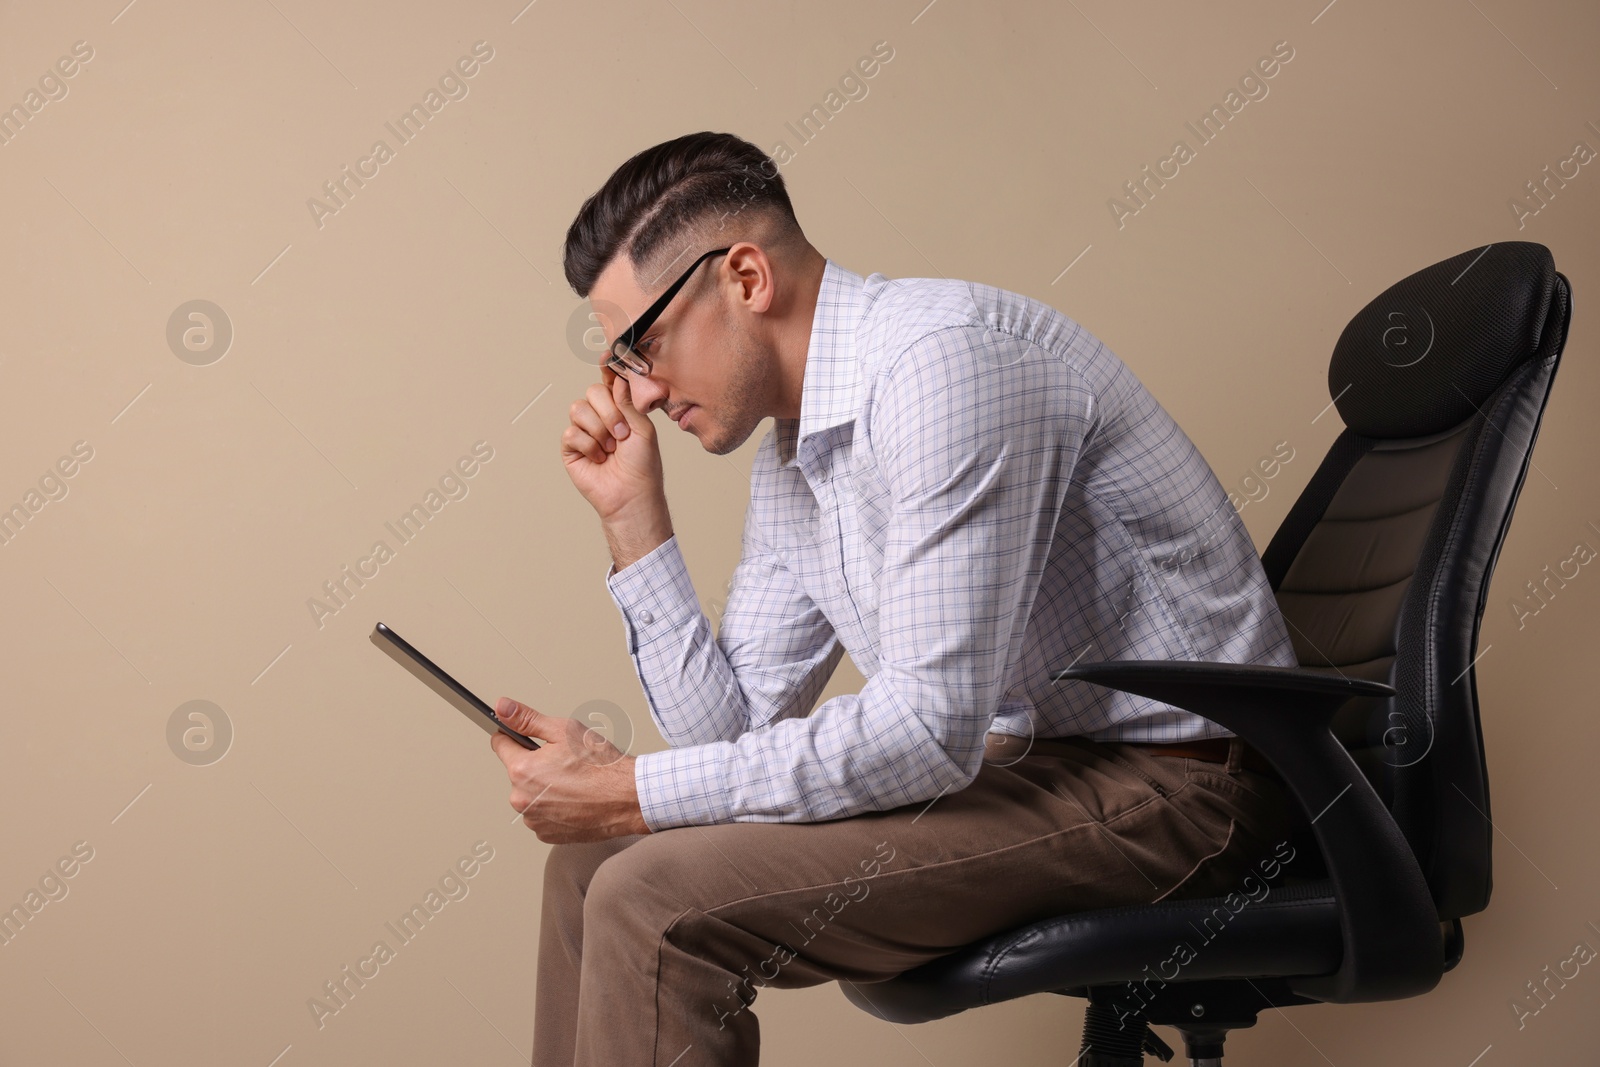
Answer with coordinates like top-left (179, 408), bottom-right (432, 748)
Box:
top-left (490, 131), bottom-right (1301, 1067)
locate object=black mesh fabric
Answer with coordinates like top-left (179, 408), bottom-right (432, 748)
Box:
top-left (1328, 242), bottom-right (1559, 438)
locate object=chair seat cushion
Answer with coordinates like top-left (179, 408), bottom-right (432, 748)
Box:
top-left (840, 880), bottom-right (1343, 1024)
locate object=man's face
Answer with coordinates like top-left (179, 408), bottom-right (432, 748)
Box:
top-left (589, 250), bottom-right (773, 457)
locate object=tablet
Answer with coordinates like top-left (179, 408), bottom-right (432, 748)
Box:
top-left (370, 621), bottom-right (541, 749)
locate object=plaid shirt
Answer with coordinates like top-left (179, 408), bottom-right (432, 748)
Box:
top-left (606, 259), bottom-right (1296, 830)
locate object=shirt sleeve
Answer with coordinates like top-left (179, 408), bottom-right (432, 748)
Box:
top-left (628, 326), bottom-right (1094, 828)
top-left (605, 497), bottom-right (846, 827)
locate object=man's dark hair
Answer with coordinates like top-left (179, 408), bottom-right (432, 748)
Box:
top-left (563, 131), bottom-right (802, 299)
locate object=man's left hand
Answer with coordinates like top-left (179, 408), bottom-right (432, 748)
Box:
top-left (490, 697), bottom-right (650, 843)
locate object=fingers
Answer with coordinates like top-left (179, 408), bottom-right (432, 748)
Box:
top-left (586, 380), bottom-right (629, 437)
top-left (611, 372), bottom-right (653, 432)
top-left (564, 383), bottom-right (631, 462)
top-left (606, 375), bottom-right (649, 437)
top-left (496, 697), bottom-right (559, 744)
top-left (495, 695), bottom-right (527, 729)
top-left (610, 370), bottom-right (638, 418)
top-left (561, 423), bottom-right (612, 465)
top-left (489, 709), bottom-right (545, 768)
top-left (488, 729), bottom-right (520, 766)
top-left (562, 414), bottom-right (612, 463)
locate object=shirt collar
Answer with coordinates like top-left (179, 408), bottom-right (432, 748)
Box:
top-left (776, 258), bottom-right (869, 469)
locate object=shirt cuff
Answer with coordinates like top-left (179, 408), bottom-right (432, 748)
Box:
top-left (604, 534), bottom-right (700, 653)
top-left (634, 744), bottom-right (736, 830)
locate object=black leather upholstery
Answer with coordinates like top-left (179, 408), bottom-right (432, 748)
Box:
top-left (1263, 244), bottom-right (1570, 919)
top-left (842, 881), bottom-right (1341, 1026)
top-left (839, 242), bottom-right (1571, 1045)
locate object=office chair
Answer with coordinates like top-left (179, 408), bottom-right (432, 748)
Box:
top-left (840, 241), bottom-right (1572, 1065)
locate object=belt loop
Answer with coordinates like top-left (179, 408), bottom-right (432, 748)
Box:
top-left (1225, 736), bottom-right (1244, 774)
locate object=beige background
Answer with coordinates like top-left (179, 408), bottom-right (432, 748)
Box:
top-left (1, 0), bottom-right (1596, 1063)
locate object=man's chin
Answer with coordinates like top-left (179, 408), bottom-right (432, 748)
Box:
top-left (701, 419), bottom-right (745, 457)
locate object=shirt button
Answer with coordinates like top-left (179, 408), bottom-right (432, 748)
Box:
top-left (637, 609), bottom-right (654, 624)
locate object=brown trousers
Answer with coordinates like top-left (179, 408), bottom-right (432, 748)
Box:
top-left (532, 734), bottom-right (1296, 1067)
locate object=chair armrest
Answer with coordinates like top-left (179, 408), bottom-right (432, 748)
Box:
top-left (1052, 659), bottom-right (1444, 1003)
top-left (1053, 659), bottom-right (1395, 701)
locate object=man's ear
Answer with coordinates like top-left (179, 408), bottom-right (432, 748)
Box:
top-left (725, 242), bottom-right (777, 316)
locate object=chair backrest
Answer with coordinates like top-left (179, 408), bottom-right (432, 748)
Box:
top-left (1257, 242), bottom-right (1570, 920)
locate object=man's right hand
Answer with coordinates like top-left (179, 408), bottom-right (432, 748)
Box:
top-left (561, 365), bottom-right (673, 568)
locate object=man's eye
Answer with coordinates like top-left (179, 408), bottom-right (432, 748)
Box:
top-left (638, 336), bottom-right (658, 354)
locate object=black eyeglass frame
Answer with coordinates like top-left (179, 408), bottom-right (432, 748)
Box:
top-left (605, 246), bottom-right (732, 377)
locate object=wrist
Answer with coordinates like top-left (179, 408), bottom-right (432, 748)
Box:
top-left (624, 755), bottom-right (652, 835)
top-left (602, 498), bottom-right (673, 571)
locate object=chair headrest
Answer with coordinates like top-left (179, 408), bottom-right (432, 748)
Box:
top-left (1328, 242), bottom-right (1561, 438)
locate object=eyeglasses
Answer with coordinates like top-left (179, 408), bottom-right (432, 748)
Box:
top-left (605, 247), bottom-right (732, 377)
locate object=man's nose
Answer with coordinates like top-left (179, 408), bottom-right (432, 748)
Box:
top-left (626, 374), bottom-right (669, 414)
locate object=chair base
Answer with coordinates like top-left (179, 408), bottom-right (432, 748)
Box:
top-left (1077, 1001), bottom-right (1173, 1065)
top-left (1070, 976), bottom-right (1318, 1065)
